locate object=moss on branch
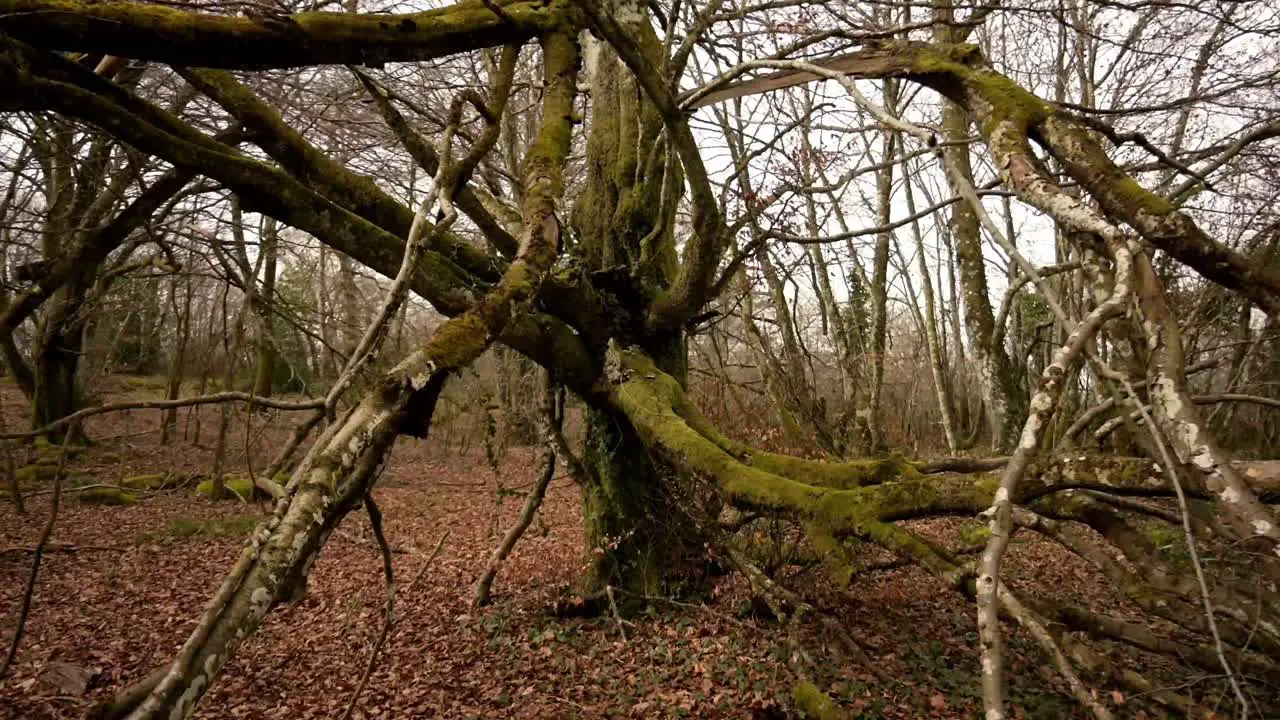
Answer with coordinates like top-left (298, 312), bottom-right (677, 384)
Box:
top-left (179, 68), bottom-right (502, 283)
top-left (603, 344), bottom-right (1244, 550)
top-left (792, 681), bottom-right (847, 720)
top-left (0, 0), bottom-right (564, 69)
top-left (604, 344), bottom-right (1001, 533)
top-left (0, 33), bottom-right (602, 392)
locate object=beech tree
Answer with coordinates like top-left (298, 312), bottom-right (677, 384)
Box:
top-left (2, 0), bottom-right (1280, 718)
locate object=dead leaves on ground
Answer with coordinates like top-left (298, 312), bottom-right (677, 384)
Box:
top-left (1, 385), bottom-right (1148, 718)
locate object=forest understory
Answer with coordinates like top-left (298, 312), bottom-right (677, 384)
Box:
top-left (0, 381), bottom-right (1250, 720)
top-left (2, 1), bottom-right (1279, 716)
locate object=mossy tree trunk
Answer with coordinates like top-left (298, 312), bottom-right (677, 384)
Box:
top-left (15, 5), bottom-right (1280, 715)
top-left (931, 7), bottom-right (1026, 453)
top-left (569, 5), bottom-right (712, 600)
top-left (32, 311), bottom-right (85, 435)
top-left (581, 334), bottom-right (710, 600)
top-left (109, 31), bottom-right (578, 719)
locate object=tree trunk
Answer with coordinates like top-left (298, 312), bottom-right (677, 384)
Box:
top-left (161, 269), bottom-right (192, 445)
top-left (250, 218), bottom-right (279, 398)
top-left (208, 283), bottom-right (242, 501)
top-left (903, 161), bottom-right (959, 452)
top-left (581, 335), bottom-right (709, 601)
top-left (866, 98), bottom-right (896, 455)
top-left (31, 292), bottom-right (88, 441)
top-left (932, 7), bottom-right (1024, 452)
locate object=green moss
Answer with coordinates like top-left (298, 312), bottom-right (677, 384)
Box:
top-left (608, 345), bottom-right (991, 541)
top-left (1143, 522), bottom-right (1190, 562)
top-left (137, 513), bottom-right (262, 543)
top-left (958, 521), bottom-right (992, 546)
top-left (121, 473), bottom-right (179, 490)
top-left (805, 523), bottom-right (854, 588)
top-left (580, 406), bottom-right (665, 597)
top-left (1145, 524), bottom-right (1180, 547)
top-left (906, 43), bottom-right (1051, 170)
top-left (14, 464), bottom-right (57, 483)
top-left (1108, 174), bottom-right (1176, 215)
top-left (792, 681), bottom-right (846, 720)
top-left (78, 486), bottom-right (136, 506)
top-left (2, 471), bottom-right (88, 494)
top-left (425, 309), bottom-right (494, 370)
top-left (968, 70), bottom-right (1050, 125)
top-left (195, 475), bottom-right (260, 501)
top-left (658, 354), bottom-right (920, 492)
top-left (33, 436), bottom-right (87, 460)
top-left (754, 454), bottom-right (918, 490)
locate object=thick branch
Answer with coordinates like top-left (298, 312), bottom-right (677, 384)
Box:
top-left (0, 0), bottom-right (557, 69)
top-left (0, 34), bottom-right (599, 390)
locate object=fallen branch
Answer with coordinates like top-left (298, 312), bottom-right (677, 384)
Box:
top-left (605, 585), bottom-right (629, 641)
top-left (0, 542), bottom-right (122, 556)
top-left (1, 426), bottom-right (75, 679)
top-left (404, 532), bottom-right (449, 593)
top-left (473, 375), bottom-right (559, 607)
top-left (0, 392), bottom-right (324, 441)
top-left (1104, 368), bottom-right (1252, 717)
top-left (340, 493), bottom-right (396, 720)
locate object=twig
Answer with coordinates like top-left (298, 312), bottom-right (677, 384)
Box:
top-left (605, 585), bottom-right (628, 641)
top-left (1104, 368), bottom-right (1252, 718)
top-left (1071, 113), bottom-right (1216, 192)
top-left (403, 531), bottom-right (449, 594)
top-left (997, 591), bottom-right (1114, 720)
top-left (1063, 358), bottom-right (1220, 443)
top-left (1, 543), bottom-right (122, 556)
top-left (473, 375), bottom-right (560, 606)
top-left (1, 424), bottom-right (76, 679)
top-left (20, 483), bottom-right (157, 498)
top-left (1092, 393), bottom-right (1280, 441)
top-left (340, 493), bottom-right (395, 720)
top-left (1078, 491), bottom-right (1182, 526)
top-left (0, 392), bottom-right (323, 441)
top-left (261, 409), bottom-right (323, 488)
top-left (478, 0), bottom-right (516, 24)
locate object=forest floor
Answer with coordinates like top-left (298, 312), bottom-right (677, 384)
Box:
top-left (0, 379), bottom-right (1178, 719)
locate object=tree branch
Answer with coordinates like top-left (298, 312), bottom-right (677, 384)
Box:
top-left (0, 0), bottom-right (556, 69)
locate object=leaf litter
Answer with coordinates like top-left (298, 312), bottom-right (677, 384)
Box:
top-left (0, 383), bottom-right (1150, 718)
